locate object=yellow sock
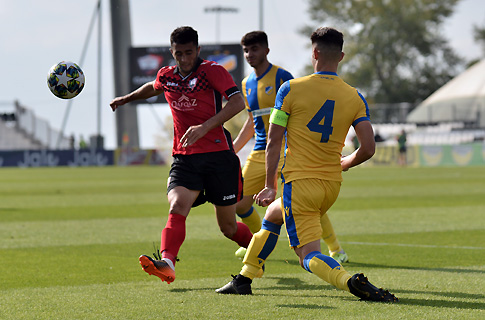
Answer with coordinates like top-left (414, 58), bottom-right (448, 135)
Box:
top-left (241, 219), bottom-right (281, 279)
top-left (238, 206), bottom-right (262, 233)
top-left (321, 213), bottom-right (342, 253)
top-left (304, 251), bottom-right (351, 291)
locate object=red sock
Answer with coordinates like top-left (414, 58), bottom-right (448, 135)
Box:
top-left (230, 222), bottom-right (253, 248)
top-left (160, 213), bottom-right (186, 264)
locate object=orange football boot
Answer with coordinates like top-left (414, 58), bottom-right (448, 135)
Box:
top-left (139, 255), bottom-right (176, 284)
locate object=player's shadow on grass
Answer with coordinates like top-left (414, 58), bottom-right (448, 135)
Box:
top-left (394, 288), bottom-right (485, 300)
top-left (264, 280), bottom-right (485, 311)
top-left (169, 276), bottom-right (334, 295)
top-left (392, 297), bottom-right (485, 310)
top-left (276, 303), bottom-right (335, 310)
top-left (339, 294), bottom-right (485, 310)
top-left (258, 276), bottom-right (335, 294)
top-left (272, 259), bottom-right (300, 266)
top-left (349, 261), bottom-right (484, 275)
top-left (170, 281), bottom-right (484, 311)
top-left (170, 288), bottom-right (206, 293)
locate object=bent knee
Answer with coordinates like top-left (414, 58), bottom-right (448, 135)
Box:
top-left (264, 203), bottom-right (284, 224)
top-left (169, 201), bottom-right (191, 215)
top-left (220, 223), bottom-right (238, 239)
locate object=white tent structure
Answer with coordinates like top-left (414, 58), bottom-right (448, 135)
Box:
top-left (407, 59), bottom-right (485, 127)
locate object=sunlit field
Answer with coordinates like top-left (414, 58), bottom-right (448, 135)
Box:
top-left (1, 166), bottom-right (484, 319)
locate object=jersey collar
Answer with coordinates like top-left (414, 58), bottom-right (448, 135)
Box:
top-left (315, 71), bottom-right (338, 76)
top-left (256, 63), bottom-right (273, 80)
top-left (174, 57), bottom-right (204, 80)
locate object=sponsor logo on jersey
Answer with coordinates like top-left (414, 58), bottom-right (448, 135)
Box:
top-left (171, 94), bottom-right (197, 111)
top-left (178, 95), bottom-right (189, 102)
top-left (167, 81), bottom-right (179, 87)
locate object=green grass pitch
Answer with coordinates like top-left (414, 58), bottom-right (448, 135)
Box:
top-left (0, 165), bottom-right (484, 319)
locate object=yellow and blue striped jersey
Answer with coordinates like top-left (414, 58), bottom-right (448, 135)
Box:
top-left (272, 71), bottom-right (370, 182)
top-left (242, 64), bottom-right (293, 151)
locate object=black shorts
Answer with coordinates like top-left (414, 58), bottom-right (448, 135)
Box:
top-left (167, 150), bottom-right (243, 207)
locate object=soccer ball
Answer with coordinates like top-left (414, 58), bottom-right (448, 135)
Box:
top-left (47, 61), bottom-right (85, 99)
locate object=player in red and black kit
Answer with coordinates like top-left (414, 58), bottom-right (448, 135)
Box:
top-left (110, 26), bottom-right (253, 284)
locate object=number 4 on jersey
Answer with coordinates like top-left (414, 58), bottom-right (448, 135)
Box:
top-left (306, 99), bottom-right (335, 143)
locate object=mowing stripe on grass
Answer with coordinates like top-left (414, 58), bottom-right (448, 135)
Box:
top-left (341, 241), bottom-right (485, 250)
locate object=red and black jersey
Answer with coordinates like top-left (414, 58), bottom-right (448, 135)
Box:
top-left (154, 58), bottom-right (240, 155)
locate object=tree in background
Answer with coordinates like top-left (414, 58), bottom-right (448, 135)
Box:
top-left (303, 0), bottom-right (463, 104)
top-left (463, 24), bottom-right (485, 68)
top-left (473, 23), bottom-right (485, 57)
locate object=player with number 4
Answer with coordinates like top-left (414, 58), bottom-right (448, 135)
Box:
top-left (217, 27), bottom-right (398, 302)
top-left (233, 31), bottom-right (350, 265)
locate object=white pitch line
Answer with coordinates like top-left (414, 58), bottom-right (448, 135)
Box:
top-left (340, 241), bottom-right (485, 250)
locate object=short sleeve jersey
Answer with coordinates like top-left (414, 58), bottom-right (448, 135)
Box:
top-left (241, 64), bottom-right (293, 151)
top-left (273, 71), bottom-right (370, 182)
top-left (154, 58), bottom-right (240, 155)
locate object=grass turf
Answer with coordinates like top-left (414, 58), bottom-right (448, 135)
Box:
top-left (0, 166), bottom-right (484, 319)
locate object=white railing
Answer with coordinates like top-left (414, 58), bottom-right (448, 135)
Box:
top-left (0, 101), bottom-right (70, 150)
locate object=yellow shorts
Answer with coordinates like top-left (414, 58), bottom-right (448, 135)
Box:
top-left (242, 150), bottom-right (284, 196)
top-left (280, 178), bottom-right (341, 248)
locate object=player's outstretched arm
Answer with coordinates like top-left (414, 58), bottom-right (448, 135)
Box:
top-left (341, 121), bottom-right (375, 171)
top-left (110, 81), bottom-right (162, 112)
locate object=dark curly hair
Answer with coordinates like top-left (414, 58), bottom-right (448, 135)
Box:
top-left (241, 31), bottom-right (268, 47)
top-left (170, 26), bottom-right (199, 47)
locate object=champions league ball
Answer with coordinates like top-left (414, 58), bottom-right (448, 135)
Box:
top-left (47, 61), bottom-right (85, 99)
